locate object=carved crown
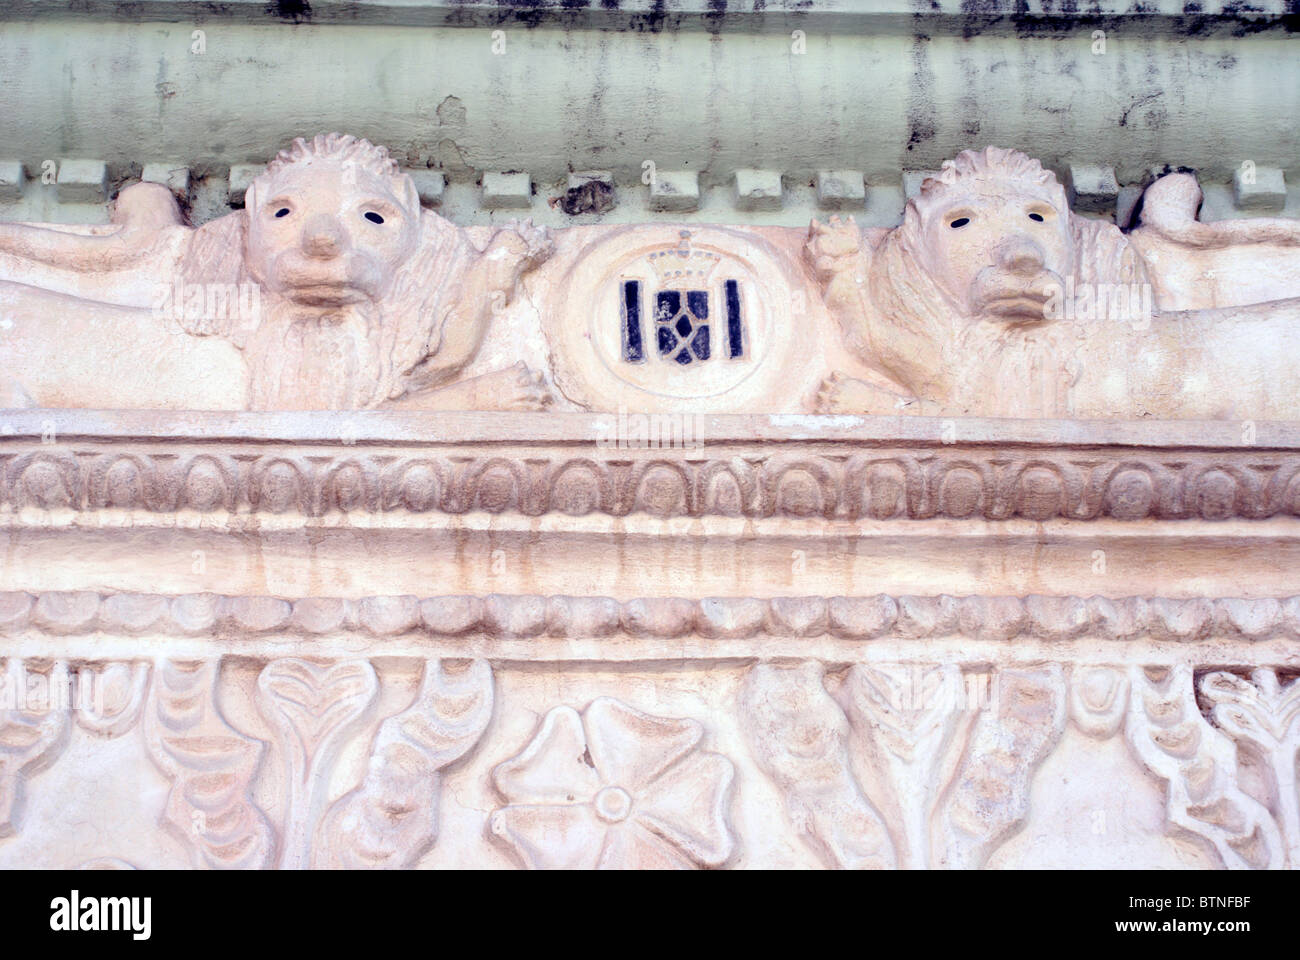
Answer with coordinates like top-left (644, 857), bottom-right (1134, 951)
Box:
top-left (646, 231), bottom-right (722, 288)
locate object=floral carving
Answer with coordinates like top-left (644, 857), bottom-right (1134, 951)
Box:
top-left (145, 659), bottom-right (274, 869)
top-left (0, 660), bottom-right (71, 840)
top-left (740, 662), bottom-right (894, 868)
top-left (1199, 668), bottom-right (1300, 866)
top-left (489, 697), bottom-right (736, 869)
top-left (315, 659), bottom-right (494, 869)
top-left (743, 661), bottom-right (1064, 869)
top-left (1125, 665), bottom-right (1283, 870)
top-left (257, 658), bottom-right (379, 870)
top-left (935, 665), bottom-right (1066, 869)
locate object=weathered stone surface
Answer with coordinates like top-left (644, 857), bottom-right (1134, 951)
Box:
top-left (1066, 163), bottom-right (1120, 212)
top-left (734, 168), bottom-right (783, 211)
top-left (55, 159), bottom-right (108, 203)
top-left (560, 172), bottom-right (615, 215)
top-left (140, 162), bottom-right (190, 199)
top-left (1234, 165), bottom-right (1287, 212)
top-left (816, 169), bottom-right (866, 210)
top-left (227, 163), bottom-right (262, 205)
top-left (408, 168), bottom-right (446, 206)
top-left (1, 92), bottom-right (1299, 875)
top-left (648, 170), bottom-right (700, 212)
top-left (482, 171), bottom-right (532, 209)
top-left (0, 162), bottom-right (24, 203)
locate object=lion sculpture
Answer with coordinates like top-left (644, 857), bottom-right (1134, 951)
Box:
top-left (808, 146), bottom-right (1300, 421)
top-left (0, 133), bottom-right (551, 411)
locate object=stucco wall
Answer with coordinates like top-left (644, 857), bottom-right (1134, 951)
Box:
top-left (0, 3), bottom-right (1295, 223)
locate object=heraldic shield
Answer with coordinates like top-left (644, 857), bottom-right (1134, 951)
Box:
top-left (620, 231), bottom-right (745, 367)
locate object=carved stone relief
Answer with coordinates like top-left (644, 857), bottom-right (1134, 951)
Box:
top-left (1, 127), bottom-right (1298, 870)
top-left (538, 224), bottom-right (833, 413)
top-left (809, 147), bottom-right (1300, 420)
top-left (489, 697), bottom-right (735, 869)
top-left (742, 661), bottom-right (1065, 870)
top-left (4, 134), bottom-right (1296, 419)
top-left (1, 648), bottom-right (1294, 870)
top-left (0, 134), bottom-right (553, 411)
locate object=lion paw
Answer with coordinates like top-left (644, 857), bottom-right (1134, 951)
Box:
top-left (496, 219), bottom-right (554, 269)
top-left (806, 216), bottom-right (866, 284)
top-left (812, 372), bottom-right (847, 414)
top-left (814, 373), bottom-right (938, 416)
top-left (492, 362), bottom-right (554, 410)
top-left (806, 215), bottom-right (863, 271)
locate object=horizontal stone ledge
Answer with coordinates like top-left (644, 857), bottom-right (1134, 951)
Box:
top-left (4, 636), bottom-right (1297, 667)
top-left (3, 411), bottom-right (1300, 521)
top-left (4, 409), bottom-right (1299, 450)
top-left (1, 0), bottom-right (1292, 35)
top-left (6, 591), bottom-right (1300, 645)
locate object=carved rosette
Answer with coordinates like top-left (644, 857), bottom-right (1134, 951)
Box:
top-left (489, 698), bottom-right (736, 869)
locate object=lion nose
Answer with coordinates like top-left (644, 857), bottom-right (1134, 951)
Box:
top-left (995, 235), bottom-right (1045, 276)
top-left (302, 214), bottom-right (346, 259)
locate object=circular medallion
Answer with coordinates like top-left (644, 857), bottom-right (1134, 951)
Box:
top-left (544, 224), bottom-right (811, 413)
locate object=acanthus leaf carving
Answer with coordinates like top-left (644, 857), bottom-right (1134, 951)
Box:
top-left (256, 658), bottom-right (379, 870)
top-left (838, 663), bottom-right (974, 869)
top-left (314, 659), bottom-right (493, 869)
top-left (1069, 664), bottom-right (1131, 739)
top-left (743, 661), bottom-right (1065, 869)
top-left (144, 658), bottom-right (274, 869)
top-left (935, 665), bottom-right (1066, 869)
top-left (1124, 664), bottom-right (1283, 870)
top-left (0, 659), bottom-right (71, 840)
top-left (740, 661), bottom-right (895, 869)
top-left (75, 661), bottom-right (152, 738)
top-left (1199, 668), bottom-right (1300, 867)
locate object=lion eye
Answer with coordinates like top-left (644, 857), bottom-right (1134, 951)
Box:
top-left (949, 217), bottom-right (970, 229)
top-left (364, 211), bottom-right (385, 224)
top-left (274, 208), bottom-right (290, 218)
top-left (1028, 212), bottom-right (1045, 222)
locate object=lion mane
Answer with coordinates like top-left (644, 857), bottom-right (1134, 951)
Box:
top-left (175, 134), bottom-right (476, 409)
top-left (847, 147), bottom-right (1148, 417)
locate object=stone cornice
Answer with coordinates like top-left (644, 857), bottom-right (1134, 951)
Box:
top-left (3, 411), bottom-right (1300, 522)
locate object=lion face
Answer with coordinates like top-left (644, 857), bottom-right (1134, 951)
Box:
top-left (244, 160), bottom-right (420, 307)
top-left (917, 180), bottom-right (1072, 326)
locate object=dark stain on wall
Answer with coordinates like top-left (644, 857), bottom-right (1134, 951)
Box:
top-left (555, 178), bottom-right (615, 215)
top-left (1119, 92), bottom-right (1165, 128)
top-left (69, 1), bottom-right (1293, 32)
top-left (266, 0), bottom-right (311, 23)
top-left (906, 34), bottom-right (937, 154)
top-left (628, 0), bottom-right (672, 33)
